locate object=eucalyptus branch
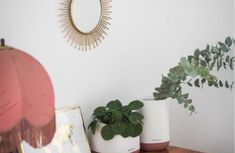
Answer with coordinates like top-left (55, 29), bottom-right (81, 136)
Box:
top-left (153, 37), bottom-right (234, 114)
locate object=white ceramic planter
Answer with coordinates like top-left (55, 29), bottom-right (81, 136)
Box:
top-left (140, 97), bottom-right (170, 151)
top-left (88, 123), bottom-right (140, 153)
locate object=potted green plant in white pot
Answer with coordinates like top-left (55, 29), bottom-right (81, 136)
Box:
top-left (88, 99), bottom-right (144, 153)
top-left (140, 37), bottom-right (235, 151)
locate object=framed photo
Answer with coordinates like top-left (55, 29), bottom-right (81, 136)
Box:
top-left (20, 105), bottom-right (91, 153)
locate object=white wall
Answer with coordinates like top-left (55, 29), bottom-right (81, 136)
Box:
top-left (0, 0), bottom-right (233, 153)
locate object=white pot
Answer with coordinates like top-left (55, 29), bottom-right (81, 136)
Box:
top-left (140, 97), bottom-right (170, 151)
top-left (88, 123), bottom-right (140, 153)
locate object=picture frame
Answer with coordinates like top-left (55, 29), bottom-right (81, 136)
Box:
top-left (20, 105), bottom-right (91, 153)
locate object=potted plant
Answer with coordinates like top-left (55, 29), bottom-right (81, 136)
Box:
top-left (140, 37), bottom-right (235, 151)
top-left (88, 99), bottom-right (144, 153)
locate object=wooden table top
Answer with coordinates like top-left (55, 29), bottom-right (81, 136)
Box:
top-left (140, 146), bottom-right (203, 153)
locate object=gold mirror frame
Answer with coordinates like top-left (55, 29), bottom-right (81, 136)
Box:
top-left (59, 0), bottom-right (112, 51)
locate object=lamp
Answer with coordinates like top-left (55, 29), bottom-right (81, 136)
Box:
top-left (0, 39), bottom-right (56, 153)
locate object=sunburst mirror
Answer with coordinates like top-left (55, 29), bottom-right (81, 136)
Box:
top-left (59, 0), bottom-right (112, 51)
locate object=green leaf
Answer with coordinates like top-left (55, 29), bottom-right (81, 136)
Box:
top-left (121, 125), bottom-right (131, 138)
top-left (194, 79), bottom-right (200, 87)
top-left (129, 123), bottom-right (142, 137)
top-left (180, 57), bottom-right (192, 74)
top-left (200, 60), bottom-right (207, 66)
top-left (230, 82), bottom-right (234, 90)
top-left (186, 99), bottom-right (192, 104)
top-left (208, 81), bottom-right (214, 87)
top-left (219, 80), bottom-right (223, 87)
top-left (214, 82), bottom-right (219, 88)
top-left (111, 121), bottom-right (126, 135)
top-left (225, 81), bottom-right (229, 88)
top-left (201, 50), bottom-right (209, 57)
top-left (155, 87), bottom-right (161, 92)
top-left (205, 44), bottom-right (210, 51)
top-left (188, 55), bottom-right (195, 63)
top-left (217, 60), bottom-right (221, 71)
top-left (107, 100), bottom-right (122, 110)
top-left (184, 103), bottom-right (189, 108)
top-left (229, 58), bottom-right (234, 70)
top-left (225, 56), bottom-right (230, 63)
top-left (128, 100), bottom-right (144, 110)
top-left (194, 49), bottom-right (200, 59)
top-left (211, 47), bottom-right (220, 54)
top-left (225, 37), bottom-right (232, 47)
top-left (130, 112), bottom-right (144, 120)
top-left (205, 57), bottom-right (211, 63)
top-left (223, 62), bottom-right (227, 69)
top-left (129, 113), bottom-right (141, 124)
top-left (94, 107), bottom-right (106, 116)
top-left (201, 78), bottom-right (206, 84)
top-left (176, 96), bottom-right (184, 104)
top-left (188, 105), bottom-right (195, 112)
top-left (122, 105), bottom-right (130, 115)
top-left (112, 111), bottom-right (123, 121)
top-left (187, 82), bottom-right (192, 87)
top-left (210, 61), bottom-right (216, 70)
top-left (218, 42), bottom-right (228, 52)
top-left (101, 125), bottom-right (114, 140)
top-left (88, 120), bottom-right (97, 134)
top-left (182, 93), bottom-right (189, 99)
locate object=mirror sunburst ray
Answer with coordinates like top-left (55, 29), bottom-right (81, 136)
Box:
top-left (59, 0), bottom-right (112, 51)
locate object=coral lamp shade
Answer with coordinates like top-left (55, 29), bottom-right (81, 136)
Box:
top-left (0, 47), bottom-right (55, 153)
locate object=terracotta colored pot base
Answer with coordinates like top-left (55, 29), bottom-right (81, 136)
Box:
top-left (140, 141), bottom-right (170, 151)
top-left (92, 149), bottom-right (140, 153)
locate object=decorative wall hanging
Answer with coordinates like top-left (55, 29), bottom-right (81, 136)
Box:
top-left (59, 0), bottom-right (112, 51)
top-left (0, 39), bottom-right (55, 153)
top-left (21, 106), bottom-right (91, 153)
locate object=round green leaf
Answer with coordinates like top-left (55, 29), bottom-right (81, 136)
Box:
top-left (129, 123), bottom-right (143, 137)
top-left (101, 125), bottom-right (114, 140)
top-left (129, 112), bottom-right (143, 124)
top-left (111, 121), bottom-right (126, 134)
top-left (130, 112), bottom-right (144, 120)
top-left (107, 100), bottom-right (122, 110)
top-left (128, 100), bottom-right (144, 110)
top-left (94, 107), bottom-right (106, 116)
top-left (121, 125), bottom-right (131, 138)
top-left (122, 105), bottom-right (130, 114)
top-left (112, 110), bottom-right (123, 121)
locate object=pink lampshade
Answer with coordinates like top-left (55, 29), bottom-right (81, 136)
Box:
top-left (0, 47), bottom-right (55, 153)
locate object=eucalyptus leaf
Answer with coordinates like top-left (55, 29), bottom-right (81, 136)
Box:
top-left (219, 80), bottom-right (223, 87)
top-left (225, 37), bottom-right (232, 47)
top-left (211, 47), bottom-right (220, 54)
top-left (225, 81), bottom-right (229, 88)
top-left (153, 37), bottom-right (234, 114)
top-left (218, 42), bottom-right (228, 52)
top-left (214, 82), bottom-right (219, 88)
top-left (194, 79), bottom-right (200, 87)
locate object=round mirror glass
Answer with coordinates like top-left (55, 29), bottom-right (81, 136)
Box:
top-left (71, 0), bottom-right (101, 33)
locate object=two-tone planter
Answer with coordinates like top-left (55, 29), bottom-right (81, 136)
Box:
top-left (89, 123), bottom-right (140, 153)
top-left (140, 97), bottom-right (170, 151)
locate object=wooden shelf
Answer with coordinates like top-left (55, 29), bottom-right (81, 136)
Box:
top-left (140, 146), bottom-right (203, 153)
